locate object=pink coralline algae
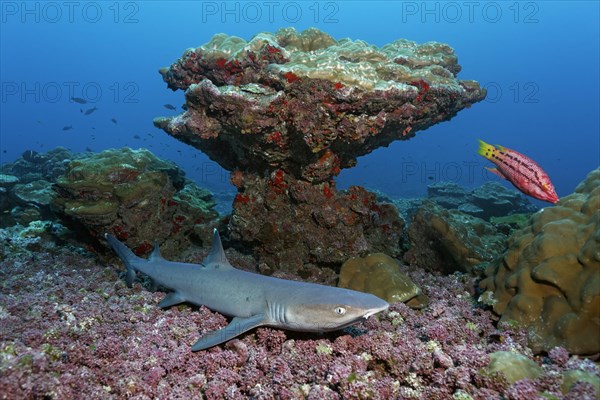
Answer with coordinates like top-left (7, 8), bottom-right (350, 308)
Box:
top-left (1, 232), bottom-right (598, 399)
top-left (153, 28), bottom-right (486, 274)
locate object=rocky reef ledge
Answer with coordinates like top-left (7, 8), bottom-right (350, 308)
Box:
top-left (154, 28), bottom-right (486, 274)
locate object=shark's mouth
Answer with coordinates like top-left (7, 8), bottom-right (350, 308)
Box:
top-left (363, 307), bottom-right (387, 319)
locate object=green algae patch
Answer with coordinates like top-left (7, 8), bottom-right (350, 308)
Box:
top-left (561, 370), bottom-right (600, 395)
top-left (484, 351), bottom-right (542, 384)
top-left (490, 213), bottom-right (532, 231)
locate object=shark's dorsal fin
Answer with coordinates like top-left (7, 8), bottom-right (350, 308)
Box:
top-left (203, 228), bottom-right (234, 270)
top-left (149, 241), bottom-right (162, 261)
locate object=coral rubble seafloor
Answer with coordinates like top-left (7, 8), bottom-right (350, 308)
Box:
top-left (0, 226), bottom-right (598, 399)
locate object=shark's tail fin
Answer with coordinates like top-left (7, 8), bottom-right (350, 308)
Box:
top-left (105, 233), bottom-right (142, 287)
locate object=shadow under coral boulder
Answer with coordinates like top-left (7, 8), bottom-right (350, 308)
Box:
top-left (404, 200), bottom-right (507, 275)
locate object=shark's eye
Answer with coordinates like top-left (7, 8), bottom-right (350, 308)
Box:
top-left (334, 307), bottom-right (346, 315)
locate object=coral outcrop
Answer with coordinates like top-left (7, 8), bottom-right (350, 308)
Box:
top-left (52, 148), bottom-right (218, 257)
top-left (480, 168), bottom-right (600, 355)
top-left (427, 181), bottom-right (538, 220)
top-left (0, 148), bottom-right (81, 226)
top-left (339, 253), bottom-right (428, 308)
top-left (154, 28), bottom-right (486, 271)
top-left (0, 174), bottom-right (19, 223)
top-left (404, 200), bottom-right (507, 274)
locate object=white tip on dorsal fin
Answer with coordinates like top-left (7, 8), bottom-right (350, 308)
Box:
top-left (204, 228), bottom-right (234, 269)
top-left (149, 241), bottom-right (163, 261)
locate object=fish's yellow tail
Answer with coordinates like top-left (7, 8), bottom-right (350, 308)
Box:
top-left (477, 139), bottom-right (497, 160)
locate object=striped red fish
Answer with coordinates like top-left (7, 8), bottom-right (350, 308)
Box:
top-left (477, 139), bottom-right (559, 204)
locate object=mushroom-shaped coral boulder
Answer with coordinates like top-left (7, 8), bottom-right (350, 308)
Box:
top-left (154, 28), bottom-right (486, 273)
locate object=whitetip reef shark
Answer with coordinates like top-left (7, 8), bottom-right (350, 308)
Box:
top-left (105, 229), bottom-right (389, 351)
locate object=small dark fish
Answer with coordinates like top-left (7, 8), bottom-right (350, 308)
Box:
top-left (71, 97), bottom-right (87, 104)
top-left (2, 150), bottom-right (6, 153)
top-left (133, 134), bottom-right (141, 139)
top-left (182, 104), bottom-right (188, 110)
top-left (22, 150), bottom-right (39, 162)
top-left (85, 147), bottom-right (94, 152)
top-left (111, 118), bottom-right (117, 124)
top-left (62, 125), bottom-right (73, 131)
top-left (83, 106), bottom-right (98, 116)
top-left (164, 104), bottom-right (176, 110)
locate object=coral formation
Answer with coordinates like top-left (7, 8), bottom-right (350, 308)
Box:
top-left (0, 148), bottom-right (80, 226)
top-left (13, 180), bottom-right (54, 209)
top-left (1, 231), bottom-right (598, 398)
top-left (52, 148), bottom-right (218, 257)
top-left (404, 200), bottom-right (507, 274)
top-left (154, 28), bottom-right (485, 269)
top-left (427, 181), bottom-right (538, 220)
top-left (339, 253), bottom-right (428, 308)
top-left (1, 148), bottom-right (75, 183)
top-left (0, 174), bottom-right (19, 222)
top-left (480, 167), bottom-right (600, 355)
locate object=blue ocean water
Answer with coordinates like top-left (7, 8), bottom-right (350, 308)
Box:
top-left (1, 1), bottom-right (598, 207)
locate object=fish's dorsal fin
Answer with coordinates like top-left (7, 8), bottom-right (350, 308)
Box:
top-left (149, 241), bottom-right (163, 261)
top-left (203, 228), bottom-right (234, 270)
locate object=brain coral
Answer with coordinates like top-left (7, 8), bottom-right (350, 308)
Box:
top-left (480, 168), bottom-right (600, 355)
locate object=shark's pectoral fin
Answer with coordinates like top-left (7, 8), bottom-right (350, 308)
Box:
top-left (158, 292), bottom-right (185, 308)
top-left (191, 314), bottom-right (267, 351)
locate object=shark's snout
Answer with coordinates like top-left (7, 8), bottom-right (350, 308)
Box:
top-left (363, 300), bottom-right (389, 319)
